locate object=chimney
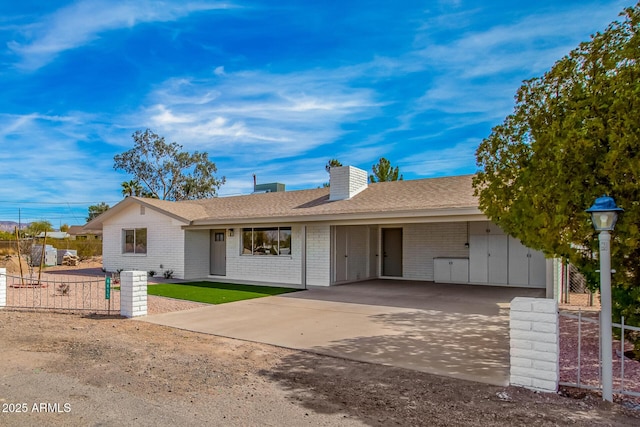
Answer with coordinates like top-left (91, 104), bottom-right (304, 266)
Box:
top-left (329, 166), bottom-right (368, 201)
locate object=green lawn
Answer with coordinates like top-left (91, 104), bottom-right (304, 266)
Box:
top-left (147, 281), bottom-right (298, 304)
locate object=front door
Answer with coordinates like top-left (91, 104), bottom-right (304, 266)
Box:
top-left (382, 228), bottom-right (402, 277)
top-left (210, 230), bottom-right (226, 275)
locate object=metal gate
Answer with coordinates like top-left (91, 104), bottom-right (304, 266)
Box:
top-left (3, 272), bottom-right (119, 315)
top-left (560, 310), bottom-right (640, 398)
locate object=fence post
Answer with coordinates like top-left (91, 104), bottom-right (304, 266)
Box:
top-left (0, 268), bottom-right (6, 308)
top-left (510, 297), bottom-right (559, 392)
top-left (120, 271), bottom-right (147, 318)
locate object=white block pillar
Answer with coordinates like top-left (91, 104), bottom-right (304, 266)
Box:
top-left (510, 297), bottom-right (559, 393)
top-left (120, 271), bottom-right (147, 318)
top-left (0, 268), bottom-right (6, 308)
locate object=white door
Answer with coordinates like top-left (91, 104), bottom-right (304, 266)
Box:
top-left (450, 259), bottom-right (470, 283)
top-left (469, 234), bottom-right (488, 283)
top-left (488, 234), bottom-right (508, 284)
top-left (335, 227), bottom-right (348, 282)
top-left (508, 236), bottom-right (531, 286)
top-left (529, 249), bottom-right (547, 287)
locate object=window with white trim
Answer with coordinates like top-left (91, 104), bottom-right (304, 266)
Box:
top-left (123, 228), bottom-right (147, 254)
top-left (242, 227), bottom-right (291, 256)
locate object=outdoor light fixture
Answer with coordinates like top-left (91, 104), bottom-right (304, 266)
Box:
top-left (586, 195), bottom-right (623, 231)
top-left (586, 195), bottom-right (623, 402)
top-left (228, 228), bottom-right (234, 237)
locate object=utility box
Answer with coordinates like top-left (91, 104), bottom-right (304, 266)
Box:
top-left (31, 245), bottom-right (58, 267)
top-left (253, 182), bottom-right (285, 193)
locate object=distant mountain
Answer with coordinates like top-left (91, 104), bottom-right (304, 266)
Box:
top-left (0, 221), bottom-right (29, 232)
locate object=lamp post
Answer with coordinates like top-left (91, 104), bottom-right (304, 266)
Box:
top-left (586, 195), bottom-right (623, 402)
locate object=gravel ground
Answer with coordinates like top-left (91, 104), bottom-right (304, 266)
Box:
top-left (1, 261), bottom-right (640, 425)
top-left (1, 310), bottom-right (639, 427)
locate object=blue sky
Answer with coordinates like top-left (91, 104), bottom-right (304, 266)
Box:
top-left (0, 0), bottom-right (630, 226)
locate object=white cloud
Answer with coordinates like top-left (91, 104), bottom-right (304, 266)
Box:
top-left (8, 0), bottom-right (236, 70)
top-left (417, 3), bottom-right (627, 78)
top-left (130, 68), bottom-right (381, 160)
top-left (407, 1), bottom-right (628, 122)
top-left (0, 113), bottom-right (122, 205)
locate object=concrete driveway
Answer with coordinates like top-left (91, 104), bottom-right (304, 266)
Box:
top-left (140, 280), bottom-right (544, 386)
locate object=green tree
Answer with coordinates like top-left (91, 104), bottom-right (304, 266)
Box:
top-left (369, 157), bottom-right (403, 182)
top-left (60, 224), bottom-right (69, 232)
top-left (473, 4), bottom-right (640, 350)
top-left (87, 202), bottom-right (110, 222)
top-left (122, 179), bottom-right (142, 197)
top-left (0, 230), bottom-right (16, 240)
top-left (121, 179), bottom-right (155, 198)
top-left (25, 220), bottom-right (53, 237)
top-left (323, 159), bottom-right (342, 187)
top-left (114, 129), bottom-right (225, 201)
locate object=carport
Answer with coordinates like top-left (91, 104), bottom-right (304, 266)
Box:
top-left (141, 280), bottom-right (545, 386)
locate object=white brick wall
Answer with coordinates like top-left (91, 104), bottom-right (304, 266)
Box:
top-left (403, 222), bottom-right (469, 280)
top-left (509, 297), bottom-right (559, 392)
top-left (329, 166), bottom-right (368, 200)
top-left (306, 225), bottom-right (331, 286)
top-left (120, 270), bottom-right (147, 318)
top-left (103, 203), bottom-right (187, 278)
top-left (0, 268), bottom-right (6, 308)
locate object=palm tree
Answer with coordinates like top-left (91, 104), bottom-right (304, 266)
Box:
top-left (121, 180), bottom-right (144, 197)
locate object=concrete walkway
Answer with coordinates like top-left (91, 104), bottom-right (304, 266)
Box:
top-left (140, 280), bottom-right (544, 386)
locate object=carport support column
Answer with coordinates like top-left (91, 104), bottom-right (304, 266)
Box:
top-left (120, 271), bottom-right (147, 318)
top-left (0, 268), bottom-right (6, 308)
top-left (509, 297), bottom-right (559, 393)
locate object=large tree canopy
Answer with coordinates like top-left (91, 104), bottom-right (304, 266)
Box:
top-left (473, 4), bottom-right (640, 329)
top-left (114, 129), bottom-right (225, 201)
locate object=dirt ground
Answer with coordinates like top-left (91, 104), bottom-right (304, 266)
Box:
top-left (0, 310), bottom-right (638, 426)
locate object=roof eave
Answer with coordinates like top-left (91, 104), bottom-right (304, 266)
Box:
top-left (83, 197), bottom-right (192, 230)
top-left (184, 206), bottom-right (484, 228)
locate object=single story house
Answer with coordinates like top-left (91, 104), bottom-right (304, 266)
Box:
top-left (67, 225), bottom-right (102, 240)
top-left (85, 166), bottom-right (552, 296)
top-left (36, 231), bottom-right (70, 239)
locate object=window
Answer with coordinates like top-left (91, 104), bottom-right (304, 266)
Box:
top-left (242, 227), bottom-right (291, 256)
top-left (123, 228), bottom-right (147, 254)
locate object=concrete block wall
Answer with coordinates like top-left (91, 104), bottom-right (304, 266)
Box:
top-left (120, 271), bottom-right (147, 318)
top-left (0, 268), bottom-right (6, 308)
top-left (510, 297), bottom-right (559, 392)
top-left (306, 225), bottom-right (331, 286)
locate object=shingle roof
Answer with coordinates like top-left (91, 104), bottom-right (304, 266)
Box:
top-left (128, 174), bottom-right (479, 225)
